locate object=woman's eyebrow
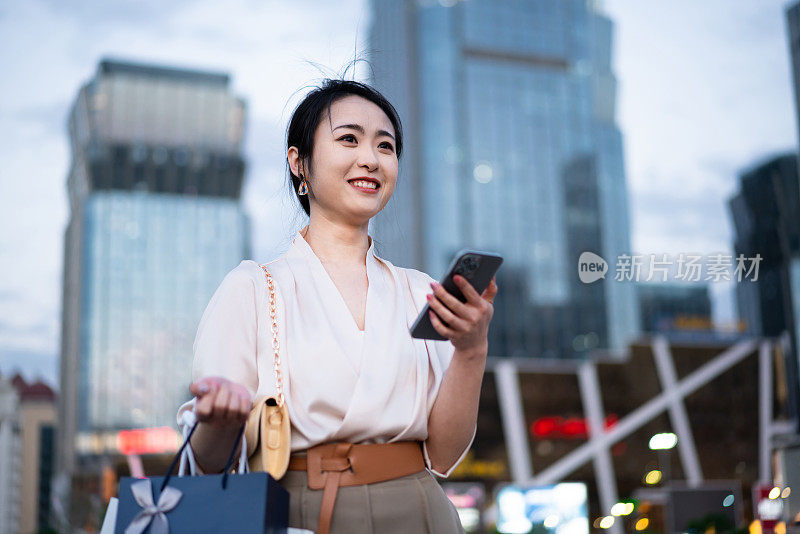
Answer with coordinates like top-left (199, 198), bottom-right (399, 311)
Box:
top-left (333, 123), bottom-right (395, 141)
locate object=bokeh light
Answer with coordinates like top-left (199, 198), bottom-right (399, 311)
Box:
top-left (644, 470), bottom-right (662, 485)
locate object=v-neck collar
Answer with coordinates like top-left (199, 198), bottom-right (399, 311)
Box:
top-left (290, 230), bottom-right (376, 334)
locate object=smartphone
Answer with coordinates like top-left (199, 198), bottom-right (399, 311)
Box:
top-left (410, 250), bottom-right (503, 340)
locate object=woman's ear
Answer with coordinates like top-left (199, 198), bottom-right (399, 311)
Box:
top-left (287, 147), bottom-right (303, 177)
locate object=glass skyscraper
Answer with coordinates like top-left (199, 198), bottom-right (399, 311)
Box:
top-left (369, 0), bottom-right (638, 358)
top-left (58, 60), bottom-right (249, 475)
top-left (729, 154), bottom-right (800, 421)
top-left (787, 1), bottom-right (800, 159)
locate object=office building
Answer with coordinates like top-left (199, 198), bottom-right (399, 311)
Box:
top-left (729, 153), bottom-right (800, 421)
top-left (11, 375), bottom-right (57, 534)
top-left (368, 0), bottom-right (639, 359)
top-left (787, 1), bottom-right (800, 158)
top-left (0, 375), bottom-right (21, 534)
top-left (58, 59), bottom-right (249, 480)
top-left (636, 282), bottom-right (712, 333)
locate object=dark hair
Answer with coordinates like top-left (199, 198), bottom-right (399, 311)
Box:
top-left (286, 79), bottom-right (404, 216)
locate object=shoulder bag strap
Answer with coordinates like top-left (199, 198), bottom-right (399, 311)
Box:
top-left (259, 265), bottom-right (284, 406)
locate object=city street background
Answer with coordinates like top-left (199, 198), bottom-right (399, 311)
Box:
top-left (0, 0), bottom-right (794, 383)
top-left (0, 1), bottom-right (798, 532)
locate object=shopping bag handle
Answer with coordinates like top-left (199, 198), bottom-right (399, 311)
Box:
top-left (161, 415), bottom-right (247, 494)
top-left (220, 425), bottom-right (245, 490)
top-left (178, 410), bottom-right (198, 476)
top-left (177, 410), bottom-right (248, 478)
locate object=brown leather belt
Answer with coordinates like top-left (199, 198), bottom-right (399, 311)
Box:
top-left (288, 441), bottom-right (425, 534)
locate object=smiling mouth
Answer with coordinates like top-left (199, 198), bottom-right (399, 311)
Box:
top-left (347, 179), bottom-right (380, 191)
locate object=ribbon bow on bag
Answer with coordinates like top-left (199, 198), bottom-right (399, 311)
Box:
top-left (114, 416), bottom-right (289, 534)
top-left (125, 478), bottom-right (182, 534)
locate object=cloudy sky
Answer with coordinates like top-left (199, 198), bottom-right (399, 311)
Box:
top-left (0, 0), bottom-right (795, 384)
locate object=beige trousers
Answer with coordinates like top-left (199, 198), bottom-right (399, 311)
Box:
top-left (278, 469), bottom-right (465, 534)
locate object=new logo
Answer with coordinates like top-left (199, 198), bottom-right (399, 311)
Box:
top-left (578, 252), bottom-right (607, 284)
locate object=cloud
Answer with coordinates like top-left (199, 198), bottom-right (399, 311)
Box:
top-left (0, 0), bottom-right (794, 378)
top-left (603, 0), bottom-right (795, 250)
top-left (0, 0), bottom-right (370, 378)
top-left (0, 347), bottom-right (58, 387)
top-left (602, 0), bottom-right (795, 323)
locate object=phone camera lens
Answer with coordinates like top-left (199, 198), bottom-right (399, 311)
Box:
top-left (458, 255), bottom-right (480, 277)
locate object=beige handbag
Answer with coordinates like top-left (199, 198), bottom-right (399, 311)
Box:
top-left (244, 265), bottom-right (291, 479)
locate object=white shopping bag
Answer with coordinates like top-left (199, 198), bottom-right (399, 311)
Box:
top-left (99, 497), bottom-right (118, 534)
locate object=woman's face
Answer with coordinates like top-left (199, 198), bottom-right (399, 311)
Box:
top-left (294, 95), bottom-right (398, 227)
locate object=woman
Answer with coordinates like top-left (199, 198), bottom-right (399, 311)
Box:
top-left (177, 79), bottom-right (498, 533)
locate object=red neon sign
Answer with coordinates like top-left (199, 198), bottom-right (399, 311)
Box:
top-left (530, 415), bottom-right (618, 440)
top-left (117, 427), bottom-right (180, 455)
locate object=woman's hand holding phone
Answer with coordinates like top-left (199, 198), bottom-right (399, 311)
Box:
top-left (426, 274), bottom-right (498, 353)
top-left (411, 249), bottom-right (503, 341)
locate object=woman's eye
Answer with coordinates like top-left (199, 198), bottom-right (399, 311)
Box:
top-left (338, 134), bottom-right (393, 152)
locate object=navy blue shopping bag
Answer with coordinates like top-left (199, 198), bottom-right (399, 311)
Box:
top-left (115, 423), bottom-right (289, 534)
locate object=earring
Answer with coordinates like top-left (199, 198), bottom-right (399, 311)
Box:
top-left (298, 176), bottom-right (308, 196)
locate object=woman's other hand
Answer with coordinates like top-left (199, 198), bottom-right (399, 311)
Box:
top-left (426, 275), bottom-right (498, 355)
top-left (189, 376), bottom-right (251, 429)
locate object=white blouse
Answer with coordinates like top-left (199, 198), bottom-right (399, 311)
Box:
top-left (177, 230), bottom-right (474, 477)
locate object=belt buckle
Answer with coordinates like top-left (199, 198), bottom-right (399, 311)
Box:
top-left (306, 443), bottom-right (353, 490)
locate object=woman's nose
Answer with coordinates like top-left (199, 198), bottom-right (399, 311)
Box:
top-left (357, 147), bottom-right (379, 171)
